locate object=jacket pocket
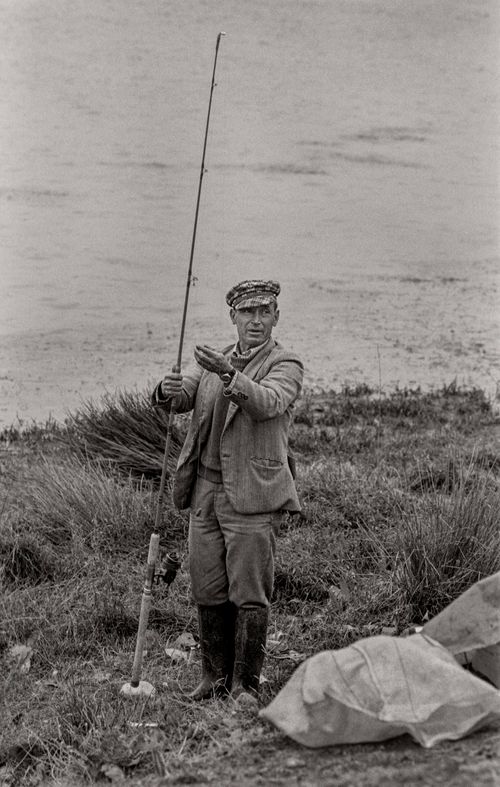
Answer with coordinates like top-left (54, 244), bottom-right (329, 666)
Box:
top-left (249, 457), bottom-right (284, 486)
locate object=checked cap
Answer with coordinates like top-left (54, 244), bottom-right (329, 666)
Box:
top-left (226, 279), bottom-right (280, 310)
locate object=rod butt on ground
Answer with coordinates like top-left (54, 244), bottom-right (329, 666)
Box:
top-left (120, 680), bottom-right (156, 699)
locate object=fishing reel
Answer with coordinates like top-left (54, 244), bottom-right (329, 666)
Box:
top-left (154, 551), bottom-right (182, 587)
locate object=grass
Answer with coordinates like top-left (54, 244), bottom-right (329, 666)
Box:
top-left (0, 383), bottom-right (499, 785)
top-left (395, 456), bottom-right (500, 619)
top-left (63, 389), bottom-right (186, 478)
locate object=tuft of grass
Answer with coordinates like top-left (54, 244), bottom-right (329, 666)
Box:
top-left (20, 455), bottom-right (185, 559)
top-left (0, 528), bottom-right (56, 587)
top-left (25, 457), bottom-right (150, 553)
top-left (63, 389), bottom-right (185, 478)
top-left (396, 458), bottom-right (500, 620)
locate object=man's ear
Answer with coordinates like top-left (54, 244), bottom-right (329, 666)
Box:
top-left (273, 308), bottom-right (280, 327)
top-left (230, 308), bottom-right (237, 324)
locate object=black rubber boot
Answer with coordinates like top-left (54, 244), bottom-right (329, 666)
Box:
top-left (188, 603), bottom-right (235, 701)
top-left (231, 607), bottom-right (269, 699)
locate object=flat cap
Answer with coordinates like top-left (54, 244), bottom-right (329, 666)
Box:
top-left (226, 279), bottom-right (280, 310)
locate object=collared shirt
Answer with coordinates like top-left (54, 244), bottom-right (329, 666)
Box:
top-left (231, 338), bottom-right (271, 362)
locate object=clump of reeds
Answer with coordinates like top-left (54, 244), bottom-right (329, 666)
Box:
top-left (0, 526), bottom-right (56, 587)
top-left (22, 455), bottom-right (158, 556)
top-left (63, 389), bottom-right (185, 478)
top-left (396, 456), bottom-right (500, 620)
top-left (1, 455), bottom-right (188, 590)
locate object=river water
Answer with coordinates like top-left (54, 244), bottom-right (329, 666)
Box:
top-left (1, 0), bottom-right (499, 425)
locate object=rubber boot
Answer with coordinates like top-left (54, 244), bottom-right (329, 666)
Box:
top-left (231, 606), bottom-right (269, 699)
top-left (188, 603), bottom-right (235, 701)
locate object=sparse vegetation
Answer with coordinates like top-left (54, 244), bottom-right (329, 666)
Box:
top-left (1, 384), bottom-right (499, 785)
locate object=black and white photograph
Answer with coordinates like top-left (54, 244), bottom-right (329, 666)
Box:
top-left (1, 1), bottom-right (499, 785)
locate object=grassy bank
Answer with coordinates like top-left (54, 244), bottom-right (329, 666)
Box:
top-left (1, 384), bottom-right (499, 786)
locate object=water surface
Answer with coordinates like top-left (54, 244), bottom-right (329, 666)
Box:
top-left (1, 0), bottom-right (499, 424)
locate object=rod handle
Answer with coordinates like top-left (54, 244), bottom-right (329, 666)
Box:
top-left (130, 533), bottom-right (160, 687)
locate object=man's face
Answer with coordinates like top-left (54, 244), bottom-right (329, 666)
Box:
top-left (230, 303), bottom-right (279, 351)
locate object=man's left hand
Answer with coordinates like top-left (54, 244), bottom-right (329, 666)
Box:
top-left (194, 345), bottom-right (232, 375)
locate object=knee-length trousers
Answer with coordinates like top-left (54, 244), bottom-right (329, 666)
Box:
top-left (188, 475), bottom-right (281, 608)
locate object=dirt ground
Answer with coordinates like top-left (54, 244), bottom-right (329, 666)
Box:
top-left (149, 719), bottom-right (500, 787)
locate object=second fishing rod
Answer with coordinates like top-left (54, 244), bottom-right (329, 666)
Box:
top-left (121, 31), bottom-right (226, 698)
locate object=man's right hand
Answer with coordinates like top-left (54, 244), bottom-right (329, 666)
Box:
top-left (160, 372), bottom-right (183, 398)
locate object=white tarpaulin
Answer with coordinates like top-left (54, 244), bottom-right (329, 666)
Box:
top-left (260, 632), bottom-right (500, 748)
top-left (421, 571), bottom-right (500, 688)
top-left (422, 571), bottom-right (500, 654)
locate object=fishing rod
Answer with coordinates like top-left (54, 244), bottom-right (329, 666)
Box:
top-left (121, 32), bottom-right (226, 699)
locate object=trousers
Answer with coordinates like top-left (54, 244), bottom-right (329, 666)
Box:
top-left (188, 475), bottom-right (281, 608)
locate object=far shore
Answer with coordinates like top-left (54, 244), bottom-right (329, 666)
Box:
top-left (2, 270), bottom-right (499, 428)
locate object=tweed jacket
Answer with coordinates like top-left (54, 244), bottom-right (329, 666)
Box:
top-left (154, 340), bottom-right (304, 514)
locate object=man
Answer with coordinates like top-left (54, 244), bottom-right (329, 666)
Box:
top-left (153, 279), bottom-right (303, 700)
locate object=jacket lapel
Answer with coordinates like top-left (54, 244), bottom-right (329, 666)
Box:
top-left (195, 370), bottom-right (219, 445)
top-left (223, 340), bottom-right (277, 430)
top-left (243, 339), bottom-right (276, 381)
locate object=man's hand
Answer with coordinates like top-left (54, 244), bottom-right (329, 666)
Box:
top-left (160, 372), bottom-right (183, 398)
top-left (194, 345), bottom-right (232, 375)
